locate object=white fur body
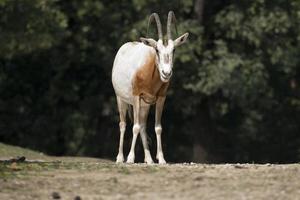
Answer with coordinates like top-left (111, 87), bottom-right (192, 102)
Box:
top-left (112, 41), bottom-right (167, 164)
top-left (112, 12), bottom-right (188, 164)
top-left (112, 42), bottom-right (155, 105)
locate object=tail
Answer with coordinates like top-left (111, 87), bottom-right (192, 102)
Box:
top-left (127, 104), bottom-right (133, 123)
top-left (147, 134), bottom-right (153, 146)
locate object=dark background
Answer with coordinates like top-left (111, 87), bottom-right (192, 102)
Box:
top-left (1, 0), bottom-right (299, 163)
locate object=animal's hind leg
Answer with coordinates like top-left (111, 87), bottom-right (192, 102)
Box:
top-left (116, 96), bottom-right (127, 163)
top-left (139, 104), bottom-right (154, 164)
top-left (127, 96), bottom-right (141, 163)
top-left (155, 97), bottom-right (167, 164)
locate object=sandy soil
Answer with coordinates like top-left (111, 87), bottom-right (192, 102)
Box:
top-left (1, 158), bottom-right (300, 200)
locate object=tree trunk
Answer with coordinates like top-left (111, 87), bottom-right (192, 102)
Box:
top-left (194, 0), bottom-right (205, 24)
top-left (191, 98), bottom-right (212, 163)
top-left (191, 0), bottom-right (208, 163)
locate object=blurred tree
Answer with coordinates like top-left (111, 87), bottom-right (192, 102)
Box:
top-left (0, 0), bottom-right (67, 58)
top-left (0, 0), bottom-right (299, 163)
top-left (185, 0), bottom-right (300, 162)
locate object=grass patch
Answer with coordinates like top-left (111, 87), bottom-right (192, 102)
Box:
top-left (0, 161), bottom-right (62, 179)
top-left (143, 165), bottom-right (161, 173)
top-left (117, 166), bottom-right (131, 174)
top-left (0, 142), bottom-right (46, 159)
top-left (0, 142), bottom-right (134, 179)
top-left (0, 161), bottom-right (124, 179)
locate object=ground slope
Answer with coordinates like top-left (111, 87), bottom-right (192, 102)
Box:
top-left (0, 143), bottom-right (299, 200)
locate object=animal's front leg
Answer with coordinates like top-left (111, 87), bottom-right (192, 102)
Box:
top-left (127, 96), bottom-right (141, 163)
top-left (139, 104), bottom-right (154, 164)
top-left (116, 97), bottom-right (127, 163)
top-left (155, 96), bottom-right (167, 164)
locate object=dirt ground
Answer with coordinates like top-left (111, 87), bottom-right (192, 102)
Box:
top-left (1, 143), bottom-right (300, 200)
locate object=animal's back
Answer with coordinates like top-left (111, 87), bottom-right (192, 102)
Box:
top-left (112, 42), bottom-right (155, 104)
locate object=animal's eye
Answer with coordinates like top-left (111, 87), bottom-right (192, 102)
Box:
top-left (155, 49), bottom-right (159, 55)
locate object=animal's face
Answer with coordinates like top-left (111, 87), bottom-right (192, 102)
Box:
top-left (140, 33), bottom-right (189, 82)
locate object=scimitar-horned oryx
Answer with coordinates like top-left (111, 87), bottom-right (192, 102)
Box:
top-left (112, 11), bottom-right (189, 164)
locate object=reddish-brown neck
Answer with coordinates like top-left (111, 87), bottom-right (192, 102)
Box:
top-left (132, 52), bottom-right (169, 104)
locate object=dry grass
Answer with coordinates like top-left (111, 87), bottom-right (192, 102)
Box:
top-left (1, 143), bottom-right (300, 200)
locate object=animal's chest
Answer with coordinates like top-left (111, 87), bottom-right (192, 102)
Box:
top-left (132, 61), bottom-right (169, 104)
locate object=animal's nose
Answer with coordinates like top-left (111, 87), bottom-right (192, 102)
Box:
top-left (162, 70), bottom-right (171, 77)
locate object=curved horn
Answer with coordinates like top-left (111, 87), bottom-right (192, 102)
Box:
top-left (167, 11), bottom-right (178, 40)
top-left (147, 13), bottom-right (163, 40)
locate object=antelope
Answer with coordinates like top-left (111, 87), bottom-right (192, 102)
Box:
top-left (112, 11), bottom-right (189, 164)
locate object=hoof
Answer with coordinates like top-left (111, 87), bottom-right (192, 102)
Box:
top-left (116, 154), bottom-right (124, 163)
top-left (157, 153), bottom-right (166, 164)
top-left (158, 159), bottom-right (167, 165)
top-left (145, 158), bottom-right (154, 164)
top-left (126, 153), bottom-right (135, 164)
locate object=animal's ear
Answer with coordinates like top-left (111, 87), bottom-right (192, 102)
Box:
top-left (174, 33), bottom-right (189, 47)
top-left (140, 37), bottom-right (157, 48)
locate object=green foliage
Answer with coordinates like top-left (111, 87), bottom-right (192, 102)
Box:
top-left (185, 0), bottom-right (300, 162)
top-left (0, 0), bottom-right (299, 163)
top-left (0, 0), bottom-right (67, 58)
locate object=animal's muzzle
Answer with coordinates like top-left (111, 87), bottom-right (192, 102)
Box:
top-left (161, 70), bottom-right (172, 79)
